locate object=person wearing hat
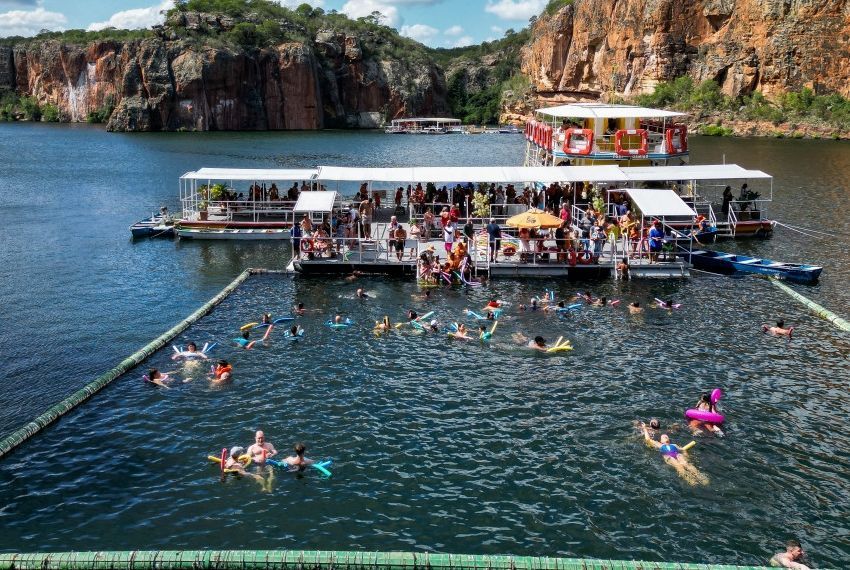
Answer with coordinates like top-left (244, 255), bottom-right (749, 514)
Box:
top-left (485, 218), bottom-right (501, 262)
top-left (224, 445), bottom-right (275, 491)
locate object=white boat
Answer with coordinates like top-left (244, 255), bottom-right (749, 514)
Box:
top-left (177, 227), bottom-right (291, 240)
top-left (384, 117), bottom-right (460, 134)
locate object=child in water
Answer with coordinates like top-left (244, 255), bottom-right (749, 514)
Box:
top-left (641, 422), bottom-right (708, 486)
top-left (763, 319), bottom-right (793, 338)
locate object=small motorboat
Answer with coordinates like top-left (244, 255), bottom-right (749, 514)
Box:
top-left (129, 214), bottom-right (175, 238)
top-left (683, 249), bottom-right (823, 284)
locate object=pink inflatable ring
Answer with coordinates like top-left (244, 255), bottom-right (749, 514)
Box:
top-left (685, 388), bottom-right (725, 424)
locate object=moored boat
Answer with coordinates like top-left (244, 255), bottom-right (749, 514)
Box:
top-left (129, 214), bottom-right (175, 238)
top-left (683, 249), bottom-right (822, 284)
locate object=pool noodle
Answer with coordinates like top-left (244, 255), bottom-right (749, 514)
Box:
top-left (172, 345), bottom-right (181, 354)
top-left (204, 343), bottom-right (216, 353)
top-left (262, 325), bottom-right (274, 341)
top-left (202, 342), bottom-right (208, 353)
top-left (273, 317), bottom-right (295, 323)
top-left (681, 441), bottom-right (696, 452)
top-left (253, 323), bottom-right (272, 329)
top-left (465, 310), bottom-right (485, 320)
top-left (240, 322), bottom-right (259, 331)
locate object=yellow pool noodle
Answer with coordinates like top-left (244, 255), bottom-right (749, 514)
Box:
top-left (681, 441), bottom-right (696, 452)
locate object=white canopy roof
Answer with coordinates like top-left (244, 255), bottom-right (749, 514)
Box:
top-left (536, 103), bottom-right (686, 119)
top-left (390, 117), bottom-right (461, 123)
top-left (620, 164), bottom-right (772, 181)
top-left (182, 168), bottom-right (318, 181)
top-left (293, 191), bottom-right (338, 213)
top-left (315, 165), bottom-right (630, 184)
top-left (625, 188), bottom-right (697, 217)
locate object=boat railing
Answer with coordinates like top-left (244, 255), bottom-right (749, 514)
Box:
top-left (292, 234), bottom-right (421, 264)
top-left (730, 198), bottom-right (768, 221)
top-left (181, 198), bottom-right (298, 223)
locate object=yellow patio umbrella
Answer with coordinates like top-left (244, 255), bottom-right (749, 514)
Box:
top-left (505, 208), bottom-right (564, 229)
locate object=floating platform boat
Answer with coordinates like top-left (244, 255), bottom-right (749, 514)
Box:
top-left (129, 215), bottom-right (175, 238)
top-left (177, 227), bottom-right (290, 240)
top-left (684, 249), bottom-right (822, 284)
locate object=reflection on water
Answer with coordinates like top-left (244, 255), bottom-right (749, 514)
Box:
top-left (0, 125), bottom-right (849, 566)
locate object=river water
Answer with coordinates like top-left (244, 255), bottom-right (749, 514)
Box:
top-left (0, 124), bottom-right (848, 567)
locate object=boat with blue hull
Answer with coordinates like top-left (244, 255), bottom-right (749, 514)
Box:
top-left (129, 214), bottom-right (175, 238)
top-left (683, 249), bottom-right (822, 284)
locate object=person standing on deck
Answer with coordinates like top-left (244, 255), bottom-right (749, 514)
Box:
top-left (648, 220), bottom-right (664, 263)
top-left (360, 197), bottom-right (374, 240)
top-left (722, 185), bottom-right (734, 217)
top-left (443, 220), bottom-right (456, 254)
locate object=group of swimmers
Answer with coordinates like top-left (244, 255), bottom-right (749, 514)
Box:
top-left (218, 430), bottom-right (319, 492)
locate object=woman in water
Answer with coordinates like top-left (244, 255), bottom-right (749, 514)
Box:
top-left (224, 446), bottom-right (274, 492)
top-left (641, 423), bottom-right (708, 486)
top-left (689, 393), bottom-right (724, 436)
top-left (284, 442), bottom-right (315, 471)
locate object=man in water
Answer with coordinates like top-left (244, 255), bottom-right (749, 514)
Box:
top-left (763, 319), bottom-right (793, 338)
top-left (770, 539), bottom-right (811, 569)
top-left (246, 430), bottom-right (278, 464)
top-left (212, 360), bottom-right (232, 383)
top-left (356, 288), bottom-right (370, 299)
top-left (628, 301), bottom-right (643, 314)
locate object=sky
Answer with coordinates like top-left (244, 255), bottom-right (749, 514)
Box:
top-left (0, 0), bottom-right (549, 46)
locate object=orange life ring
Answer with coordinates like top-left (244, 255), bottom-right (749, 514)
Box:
top-left (544, 125), bottom-right (552, 150)
top-left (300, 239), bottom-right (313, 253)
top-left (525, 120), bottom-right (533, 140)
top-left (614, 129), bottom-right (648, 156)
top-left (665, 125), bottom-right (688, 153)
top-left (562, 128), bottom-right (594, 155)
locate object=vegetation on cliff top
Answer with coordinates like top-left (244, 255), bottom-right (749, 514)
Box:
top-left (434, 28), bottom-right (532, 125)
top-left (636, 76), bottom-right (850, 134)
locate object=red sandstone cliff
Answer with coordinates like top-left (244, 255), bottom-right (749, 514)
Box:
top-left (4, 23), bottom-right (447, 131)
top-left (520, 0), bottom-right (850, 107)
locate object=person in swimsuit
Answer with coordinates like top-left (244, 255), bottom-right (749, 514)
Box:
top-left (261, 313), bottom-right (272, 325)
top-left (770, 539), bottom-right (811, 569)
top-left (689, 393), bottom-right (724, 436)
top-left (283, 442), bottom-right (315, 471)
top-left (356, 288), bottom-right (370, 299)
top-left (145, 368), bottom-right (172, 387)
top-left (294, 302), bottom-right (306, 316)
top-left (763, 319), bottom-right (793, 338)
top-left (224, 446), bottom-right (274, 491)
top-left (641, 423), bottom-right (708, 486)
top-left (628, 301), bottom-right (643, 314)
top-left (246, 430), bottom-right (278, 465)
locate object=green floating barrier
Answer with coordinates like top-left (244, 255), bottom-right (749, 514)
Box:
top-left (0, 269), bottom-right (266, 461)
top-left (770, 278), bottom-right (850, 332)
top-left (0, 550), bottom-right (785, 570)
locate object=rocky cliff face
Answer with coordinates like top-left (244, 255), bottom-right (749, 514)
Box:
top-left (6, 17), bottom-right (447, 131)
top-left (521, 0), bottom-right (850, 105)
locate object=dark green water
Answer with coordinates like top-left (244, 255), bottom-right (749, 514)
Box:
top-left (0, 124), bottom-right (848, 567)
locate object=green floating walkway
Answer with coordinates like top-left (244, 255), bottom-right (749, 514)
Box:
top-left (0, 268), bottom-right (290, 461)
top-left (0, 551), bottom-right (777, 570)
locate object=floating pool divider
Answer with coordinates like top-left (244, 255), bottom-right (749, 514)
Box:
top-left (0, 550), bottom-right (781, 570)
top-left (770, 278), bottom-right (850, 332)
top-left (0, 268), bottom-right (291, 461)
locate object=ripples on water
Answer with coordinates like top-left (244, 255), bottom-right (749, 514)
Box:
top-left (1, 125), bottom-right (849, 566)
top-left (0, 274), bottom-right (848, 566)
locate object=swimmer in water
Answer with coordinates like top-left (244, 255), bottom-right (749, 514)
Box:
top-left (689, 393), bottom-right (724, 437)
top-left (428, 319), bottom-right (440, 333)
top-left (543, 301), bottom-right (565, 313)
top-left (172, 341), bottom-right (207, 360)
top-left (628, 301), bottom-right (643, 314)
top-left (485, 310), bottom-right (496, 320)
top-left (211, 359), bottom-right (232, 383)
top-left (344, 270), bottom-right (362, 282)
top-left (294, 302), bottom-right (306, 316)
top-left (485, 298), bottom-right (501, 309)
top-left (519, 299), bottom-right (539, 311)
top-left (334, 314), bottom-right (343, 324)
top-left (513, 333), bottom-right (547, 351)
top-left (770, 539), bottom-right (811, 570)
top-left (763, 319), bottom-right (793, 338)
top-left (261, 313), bottom-right (272, 325)
top-left (641, 422), bottom-right (708, 486)
top-left (356, 288), bottom-right (370, 299)
top-left (406, 309), bottom-right (418, 321)
top-left (246, 430), bottom-right (277, 464)
top-left (289, 325), bottom-right (300, 336)
top-left (145, 368), bottom-right (172, 388)
top-left (283, 442), bottom-right (315, 471)
top-left (592, 296), bottom-right (608, 307)
top-left (224, 446), bottom-right (274, 491)
top-left (374, 316), bottom-right (392, 333)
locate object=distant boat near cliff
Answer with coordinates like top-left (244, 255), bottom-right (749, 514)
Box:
top-left (384, 117), bottom-right (461, 134)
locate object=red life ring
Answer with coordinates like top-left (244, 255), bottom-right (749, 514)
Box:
top-left (568, 247), bottom-right (577, 266)
top-left (534, 123), bottom-right (541, 146)
top-left (562, 128), bottom-right (594, 155)
top-left (544, 125), bottom-right (552, 150)
top-left (301, 239), bottom-right (313, 253)
top-left (525, 120), bottom-right (532, 141)
top-left (614, 129), bottom-right (648, 156)
top-left (665, 125), bottom-right (688, 153)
